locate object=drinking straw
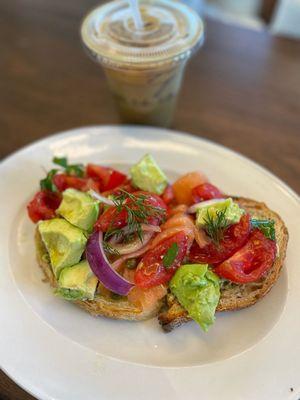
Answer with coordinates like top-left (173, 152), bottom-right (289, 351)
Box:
top-left (128, 0), bottom-right (144, 30)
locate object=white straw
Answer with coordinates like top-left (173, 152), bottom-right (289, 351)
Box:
top-left (128, 0), bottom-right (144, 30)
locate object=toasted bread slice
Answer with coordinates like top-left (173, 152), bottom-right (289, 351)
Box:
top-left (158, 197), bottom-right (289, 332)
top-left (35, 230), bottom-right (163, 321)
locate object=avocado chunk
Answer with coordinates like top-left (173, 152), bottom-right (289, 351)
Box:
top-left (196, 198), bottom-right (244, 228)
top-left (38, 218), bottom-right (87, 278)
top-left (130, 154), bottom-right (168, 195)
top-left (57, 188), bottom-right (99, 231)
top-left (170, 264), bottom-right (220, 332)
top-left (56, 260), bottom-right (98, 301)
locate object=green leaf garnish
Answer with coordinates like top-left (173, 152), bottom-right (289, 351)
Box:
top-left (251, 219), bottom-right (275, 241)
top-left (104, 190), bottom-right (166, 244)
top-left (53, 157), bottom-right (68, 168)
top-left (102, 240), bottom-right (120, 256)
top-left (53, 156), bottom-right (84, 177)
top-left (203, 207), bottom-right (230, 245)
top-left (163, 243), bottom-right (179, 268)
top-left (40, 169), bottom-right (58, 191)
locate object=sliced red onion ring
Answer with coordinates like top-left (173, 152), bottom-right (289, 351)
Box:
top-left (188, 198), bottom-right (227, 214)
top-left (86, 231), bottom-right (134, 296)
top-left (88, 189), bottom-right (114, 206)
top-left (109, 231), bottom-right (154, 255)
top-left (112, 242), bottom-right (152, 271)
top-left (140, 224), bottom-right (161, 233)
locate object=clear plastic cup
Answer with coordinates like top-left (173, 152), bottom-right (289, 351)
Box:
top-left (81, 0), bottom-right (204, 127)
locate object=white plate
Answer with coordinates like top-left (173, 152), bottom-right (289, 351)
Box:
top-left (0, 126), bottom-right (299, 400)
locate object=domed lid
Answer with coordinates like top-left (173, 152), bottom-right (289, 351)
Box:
top-left (80, 0), bottom-right (204, 68)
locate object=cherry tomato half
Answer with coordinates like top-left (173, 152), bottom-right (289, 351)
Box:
top-left (27, 190), bottom-right (61, 223)
top-left (94, 191), bottom-right (167, 232)
top-left (52, 174), bottom-right (99, 192)
top-left (86, 164), bottom-right (127, 192)
top-left (135, 231), bottom-right (188, 288)
top-left (214, 229), bottom-right (277, 283)
top-left (189, 214), bottom-right (251, 264)
top-left (161, 184), bottom-right (174, 205)
top-left (191, 183), bottom-right (223, 203)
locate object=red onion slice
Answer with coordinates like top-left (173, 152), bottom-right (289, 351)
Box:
top-left (86, 231), bottom-right (134, 296)
top-left (109, 231), bottom-right (154, 255)
top-left (188, 198), bottom-right (227, 214)
top-left (112, 242), bottom-right (152, 271)
top-left (88, 189), bottom-right (114, 206)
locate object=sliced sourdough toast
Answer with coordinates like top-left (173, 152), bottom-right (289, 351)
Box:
top-left (35, 230), bottom-right (163, 321)
top-left (158, 197), bottom-right (289, 332)
top-left (35, 197), bottom-right (288, 327)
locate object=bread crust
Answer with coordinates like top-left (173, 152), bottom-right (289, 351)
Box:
top-left (158, 197), bottom-right (289, 332)
top-left (35, 230), bottom-right (163, 321)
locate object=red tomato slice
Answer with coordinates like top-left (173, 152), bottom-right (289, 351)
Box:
top-left (94, 191), bottom-right (167, 232)
top-left (52, 174), bottom-right (100, 192)
top-left (101, 181), bottom-right (135, 197)
top-left (27, 190), bottom-right (61, 223)
top-left (191, 183), bottom-right (223, 203)
top-left (86, 164), bottom-right (126, 191)
top-left (189, 214), bottom-right (251, 264)
top-left (161, 184), bottom-right (174, 205)
top-left (214, 229), bottom-right (277, 283)
top-left (94, 206), bottom-right (128, 231)
top-left (135, 231), bottom-right (188, 288)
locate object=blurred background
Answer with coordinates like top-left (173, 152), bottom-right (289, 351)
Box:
top-left (189, 0), bottom-right (300, 38)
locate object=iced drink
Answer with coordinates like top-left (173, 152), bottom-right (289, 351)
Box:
top-left (81, 0), bottom-right (204, 127)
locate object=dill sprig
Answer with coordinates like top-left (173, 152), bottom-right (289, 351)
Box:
top-left (203, 208), bottom-right (229, 245)
top-left (102, 240), bottom-right (120, 256)
top-left (102, 190), bottom-right (166, 252)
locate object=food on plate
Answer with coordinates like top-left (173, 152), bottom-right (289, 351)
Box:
top-left (28, 154), bottom-right (288, 332)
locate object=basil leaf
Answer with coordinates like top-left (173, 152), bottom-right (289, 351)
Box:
top-left (53, 157), bottom-right (84, 177)
top-left (163, 243), bottom-right (179, 268)
top-left (251, 219), bottom-right (275, 241)
top-left (53, 157), bottom-right (68, 168)
top-left (65, 164), bottom-right (84, 177)
top-left (40, 169), bottom-right (58, 192)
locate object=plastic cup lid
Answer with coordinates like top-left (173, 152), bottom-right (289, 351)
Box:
top-left (80, 0), bottom-right (204, 68)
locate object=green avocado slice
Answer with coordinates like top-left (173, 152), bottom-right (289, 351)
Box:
top-left (38, 218), bottom-right (87, 278)
top-left (170, 264), bottom-right (220, 332)
top-left (57, 188), bottom-right (99, 232)
top-left (130, 154), bottom-right (168, 195)
top-left (57, 260), bottom-right (98, 301)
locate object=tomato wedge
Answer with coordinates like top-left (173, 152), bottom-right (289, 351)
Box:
top-left (135, 231), bottom-right (188, 288)
top-left (94, 191), bottom-right (167, 232)
top-left (52, 174), bottom-right (99, 192)
top-left (191, 183), bottom-right (223, 203)
top-left (214, 229), bottom-right (277, 283)
top-left (27, 190), bottom-right (61, 223)
top-left (161, 185), bottom-right (174, 205)
top-left (189, 214), bottom-right (251, 264)
top-left (86, 164), bottom-right (127, 192)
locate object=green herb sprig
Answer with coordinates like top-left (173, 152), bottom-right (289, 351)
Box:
top-left (103, 190), bottom-right (166, 253)
top-left (53, 157), bottom-right (84, 177)
top-left (203, 208), bottom-right (230, 245)
top-left (163, 243), bottom-right (179, 268)
top-left (39, 157), bottom-right (85, 192)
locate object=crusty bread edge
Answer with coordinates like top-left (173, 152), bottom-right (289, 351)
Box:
top-left (158, 197), bottom-right (289, 331)
top-left (35, 229), bottom-right (163, 321)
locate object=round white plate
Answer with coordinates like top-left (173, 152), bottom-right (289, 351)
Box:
top-left (1, 126), bottom-right (299, 400)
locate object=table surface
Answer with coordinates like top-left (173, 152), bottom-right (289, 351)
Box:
top-left (1, 0), bottom-right (300, 398)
